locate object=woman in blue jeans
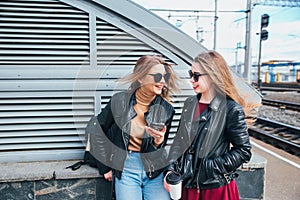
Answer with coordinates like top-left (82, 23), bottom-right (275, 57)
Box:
top-left (115, 151), bottom-right (169, 199)
top-left (95, 55), bottom-right (180, 200)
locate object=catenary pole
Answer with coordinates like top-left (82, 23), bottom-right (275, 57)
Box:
top-left (244, 0), bottom-right (253, 83)
top-left (213, 0), bottom-right (218, 50)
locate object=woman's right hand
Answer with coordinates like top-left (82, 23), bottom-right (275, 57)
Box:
top-left (145, 125), bottom-right (166, 146)
top-left (104, 170), bottom-right (113, 182)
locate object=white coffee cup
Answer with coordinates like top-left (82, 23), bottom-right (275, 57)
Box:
top-left (166, 172), bottom-right (182, 200)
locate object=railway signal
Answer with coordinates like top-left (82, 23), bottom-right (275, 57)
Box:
top-left (260, 14), bottom-right (270, 40)
top-left (257, 14), bottom-right (270, 91)
top-left (260, 29), bottom-right (269, 41)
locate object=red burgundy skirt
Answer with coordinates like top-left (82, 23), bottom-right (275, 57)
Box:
top-left (181, 180), bottom-right (240, 200)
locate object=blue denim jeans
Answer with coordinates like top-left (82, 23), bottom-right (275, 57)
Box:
top-left (115, 152), bottom-right (170, 200)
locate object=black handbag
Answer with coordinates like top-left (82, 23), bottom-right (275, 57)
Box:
top-left (174, 119), bottom-right (202, 183)
top-left (176, 149), bottom-right (194, 182)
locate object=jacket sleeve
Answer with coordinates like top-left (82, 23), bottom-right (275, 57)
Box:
top-left (145, 107), bottom-right (175, 171)
top-left (147, 107), bottom-right (175, 152)
top-left (203, 103), bottom-right (252, 175)
top-left (97, 99), bottom-right (115, 134)
top-left (89, 99), bottom-right (115, 175)
top-left (147, 107), bottom-right (175, 163)
top-left (167, 100), bottom-right (192, 172)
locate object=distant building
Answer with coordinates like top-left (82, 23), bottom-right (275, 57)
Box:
top-left (251, 60), bottom-right (300, 83)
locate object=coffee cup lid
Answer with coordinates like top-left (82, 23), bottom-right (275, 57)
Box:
top-left (166, 172), bottom-right (182, 185)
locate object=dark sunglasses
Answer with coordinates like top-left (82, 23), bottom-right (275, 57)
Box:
top-left (188, 70), bottom-right (208, 82)
top-left (147, 73), bottom-right (171, 83)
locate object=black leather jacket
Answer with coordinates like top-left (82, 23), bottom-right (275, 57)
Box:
top-left (168, 93), bottom-right (252, 189)
top-left (93, 91), bottom-right (175, 180)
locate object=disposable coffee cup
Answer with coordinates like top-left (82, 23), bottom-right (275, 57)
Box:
top-left (166, 172), bottom-right (182, 200)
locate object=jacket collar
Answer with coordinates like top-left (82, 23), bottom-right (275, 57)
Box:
top-left (197, 92), bottom-right (226, 112)
top-left (126, 90), bottom-right (164, 120)
top-left (130, 89), bottom-right (163, 106)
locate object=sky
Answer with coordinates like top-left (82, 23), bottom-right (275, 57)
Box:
top-left (131, 0), bottom-right (300, 66)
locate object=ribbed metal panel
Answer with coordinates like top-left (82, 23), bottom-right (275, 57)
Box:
top-left (96, 18), bottom-right (167, 66)
top-left (0, 0), bottom-right (193, 162)
top-left (0, 0), bottom-right (93, 161)
top-left (0, 0), bottom-right (89, 65)
top-left (0, 95), bottom-right (94, 157)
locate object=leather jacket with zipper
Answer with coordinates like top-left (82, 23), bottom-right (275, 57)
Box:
top-left (93, 90), bottom-right (175, 180)
top-left (168, 93), bottom-right (252, 189)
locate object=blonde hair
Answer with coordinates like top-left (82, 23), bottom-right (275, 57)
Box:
top-left (194, 50), bottom-right (260, 125)
top-left (117, 55), bottom-right (180, 102)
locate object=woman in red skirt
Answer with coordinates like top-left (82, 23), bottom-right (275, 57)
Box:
top-left (164, 50), bottom-right (260, 200)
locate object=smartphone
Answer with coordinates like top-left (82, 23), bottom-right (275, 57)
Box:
top-left (150, 122), bottom-right (164, 131)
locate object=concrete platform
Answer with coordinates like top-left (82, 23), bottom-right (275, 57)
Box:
top-left (0, 154), bottom-right (266, 200)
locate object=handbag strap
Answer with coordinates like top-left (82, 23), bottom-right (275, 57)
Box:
top-left (186, 123), bottom-right (201, 154)
top-left (187, 113), bottom-right (208, 154)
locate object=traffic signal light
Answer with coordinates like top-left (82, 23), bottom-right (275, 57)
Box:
top-left (261, 14), bottom-right (270, 28)
top-left (261, 29), bottom-right (268, 41)
top-left (257, 14), bottom-right (270, 90)
top-left (260, 14), bottom-right (270, 41)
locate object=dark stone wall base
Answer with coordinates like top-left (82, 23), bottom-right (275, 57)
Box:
top-left (0, 178), bottom-right (113, 200)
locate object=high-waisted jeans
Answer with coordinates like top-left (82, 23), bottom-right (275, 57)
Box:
top-left (115, 151), bottom-right (170, 200)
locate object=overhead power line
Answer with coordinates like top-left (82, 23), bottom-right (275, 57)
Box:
top-left (149, 8), bottom-right (246, 13)
top-left (254, 0), bottom-right (300, 7)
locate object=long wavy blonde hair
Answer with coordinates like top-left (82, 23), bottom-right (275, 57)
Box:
top-left (194, 50), bottom-right (260, 126)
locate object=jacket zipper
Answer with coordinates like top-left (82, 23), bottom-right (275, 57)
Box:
top-left (145, 157), bottom-right (154, 178)
top-left (123, 105), bottom-right (136, 153)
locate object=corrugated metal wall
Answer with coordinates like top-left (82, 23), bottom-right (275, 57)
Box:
top-left (0, 0), bottom-right (192, 162)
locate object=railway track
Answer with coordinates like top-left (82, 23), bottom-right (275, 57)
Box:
top-left (249, 117), bottom-right (300, 157)
top-left (259, 82), bottom-right (300, 92)
top-left (262, 98), bottom-right (300, 112)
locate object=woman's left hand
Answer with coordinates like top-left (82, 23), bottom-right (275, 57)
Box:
top-left (145, 126), bottom-right (166, 146)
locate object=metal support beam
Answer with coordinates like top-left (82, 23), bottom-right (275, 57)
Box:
top-left (244, 0), bottom-right (253, 83)
top-left (213, 0), bottom-right (218, 50)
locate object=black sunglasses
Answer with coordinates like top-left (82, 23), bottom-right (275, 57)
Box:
top-left (147, 73), bottom-right (171, 83)
top-left (188, 70), bottom-right (208, 82)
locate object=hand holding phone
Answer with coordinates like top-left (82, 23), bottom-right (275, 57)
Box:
top-left (147, 123), bottom-right (166, 146)
top-left (150, 122), bottom-right (165, 131)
